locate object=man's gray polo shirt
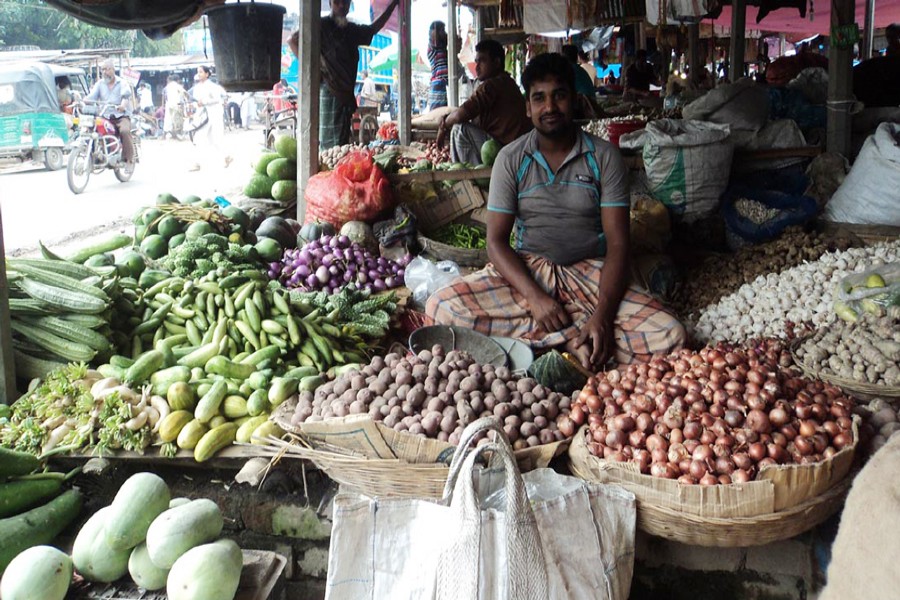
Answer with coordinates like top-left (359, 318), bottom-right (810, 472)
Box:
top-left (487, 129), bottom-right (629, 266)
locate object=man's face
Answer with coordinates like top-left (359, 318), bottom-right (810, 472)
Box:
top-left (474, 51), bottom-right (500, 81)
top-left (330, 0), bottom-right (350, 19)
top-left (102, 64), bottom-right (115, 82)
top-left (526, 77), bottom-right (574, 138)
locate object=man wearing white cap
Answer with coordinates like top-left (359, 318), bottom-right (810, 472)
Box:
top-left (84, 58), bottom-right (135, 165)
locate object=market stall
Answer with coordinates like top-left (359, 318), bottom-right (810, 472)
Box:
top-left (1, 0), bottom-right (900, 598)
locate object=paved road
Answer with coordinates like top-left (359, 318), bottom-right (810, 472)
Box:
top-left (0, 127), bottom-right (272, 255)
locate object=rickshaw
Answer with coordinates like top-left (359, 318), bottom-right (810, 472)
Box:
top-left (0, 62), bottom-right (72, 170)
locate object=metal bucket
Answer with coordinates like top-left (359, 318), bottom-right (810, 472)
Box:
top-left (206, 2), bottom-right (286, 92)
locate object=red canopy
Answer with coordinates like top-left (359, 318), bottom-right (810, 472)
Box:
top-left (713, 0), bottom-right (900, 35)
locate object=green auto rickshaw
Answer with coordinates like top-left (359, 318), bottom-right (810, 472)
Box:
top-left (0, 62), bottom-right (71, 170)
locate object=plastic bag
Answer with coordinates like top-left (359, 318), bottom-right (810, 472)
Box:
top-left (304, 150), bottom-right (394, 230)
top-left (405, 256), bottom-right (460, 306)
top-left (374, 205), bottom-right (418, 248)
top-left (833, 262), bottom-right (900, 322)
top-left (721, 181), bottom-right (818, 248)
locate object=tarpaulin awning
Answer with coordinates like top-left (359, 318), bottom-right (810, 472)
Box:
top-left (713, 0), bottom-right (900, 35)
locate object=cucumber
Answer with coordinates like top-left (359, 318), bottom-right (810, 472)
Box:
top-left (0, 447), bottom-right (40, 478)
top-left (204, 356), bottom-right (256, 380)
top-left (0, 489), bottom-right (83, 572)
top-left (66, 233), bottom-right (132, 264)
top-left (0, 478), bottom-right (62, 518)
top-left (268, 377), bottom-right (298, 407)
top-left (124, 350), bottom-right (166, 386)
top-left (194, 380), bottom-right (228, 423)
top-left (246, 389), bottom-right (269, 417)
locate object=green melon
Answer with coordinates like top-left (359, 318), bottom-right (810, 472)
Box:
top-left (185, 221), bottom-right (214, 240)
top-left (480, 139), bottom-right (501, 167)
top-left (244, 174), bottom-right (275, 199)
top-left (140, 235), bottom-right (168, 260)
top-left (156, 193), bottom-right (179, 205)
top-left (118, 251), bottom-right (146, 278)
top-left (85, 253), bottom-right (114, 268)
top-left (271, 180), bottom-right (297, 203)
top-left (222, 206), bottom-right (249, 231)
top-left (142, 208), bottom-right (163, 230)
top-left (254, 152), bottom-right (281, 175)
top-left (157, 216), bottom-right (184, 239)
top-left (266, 158), bottom-right (296, 181)
top-left (183, 195), bottom-right (202, 205)
top-left (168, 233), bottom-right (187, 250)
top-left (254, 238), bottom-right (282, 262)
top-left (274, 135), bottom-right (297, 161)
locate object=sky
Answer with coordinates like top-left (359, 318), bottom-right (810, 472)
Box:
top-left (268, 0), bottom-right (472, 54)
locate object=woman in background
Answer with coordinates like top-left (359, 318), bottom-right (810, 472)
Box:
top-left (427, 20), bottom-right (449, 110)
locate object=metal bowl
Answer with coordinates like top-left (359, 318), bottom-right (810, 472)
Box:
top-left (408, 325), bottom-right (509, 367)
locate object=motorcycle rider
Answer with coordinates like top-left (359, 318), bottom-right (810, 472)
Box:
top-left (84, 59), bottom-right (135, 166)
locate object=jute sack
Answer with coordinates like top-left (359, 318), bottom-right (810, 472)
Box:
top-left (820, 435), bottom-right (900, 599)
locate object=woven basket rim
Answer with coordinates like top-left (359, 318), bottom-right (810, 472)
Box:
top-left (417, 232), bottom-right (489, 267)
top-left (790, 335), bottom-right (900, 398)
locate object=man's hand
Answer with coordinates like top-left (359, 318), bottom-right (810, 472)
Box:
top-left (574, 312), bottom-right (615, 369)
top-left (436, 118), bottom-right (448, 149)
top-left (528, 292), bottom-right (570, 335)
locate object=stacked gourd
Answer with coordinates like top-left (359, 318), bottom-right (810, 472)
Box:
top-left (0, 472), bottom-right (242, 600)
top-left (245, 136), bottom-right (297, 203)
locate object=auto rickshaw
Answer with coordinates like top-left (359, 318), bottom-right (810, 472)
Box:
top-left (0, 62), bottom-right (72, 170)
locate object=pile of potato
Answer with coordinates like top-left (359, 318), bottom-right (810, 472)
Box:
top-left (856, 398), bottom-right (900, 454)
top-left (319, 143), bottom-right (367, 170)
top-left (290, 346), bottom-right (572, 449)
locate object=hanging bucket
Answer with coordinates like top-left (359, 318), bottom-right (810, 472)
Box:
top-left (205, 2), bottom-right (286, 92)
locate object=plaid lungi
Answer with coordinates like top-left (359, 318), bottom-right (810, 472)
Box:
top-left (319, 84), bottom-right (353, 150)
top-left (425, 254), bottom-right (686, 364)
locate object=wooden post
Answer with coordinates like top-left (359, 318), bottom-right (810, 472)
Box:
top-left (827, 0), bottom-right (855, 157)
top-left (447, 0), bottom-right (459, 107)
top-left (688, 23), bottom-right (701, 86)
top-left (398, 0), bottom-right (412, 145)
top-left (0, 207), bottom-right (16, 404)
top-left (862, 0), bottom-right (876, 59)
top-left (729, 0), bottom-right (746, 82)
top-left (474, 8), bottom-right (484, 44)
top-left (296, 0), bottom-right (321, 222)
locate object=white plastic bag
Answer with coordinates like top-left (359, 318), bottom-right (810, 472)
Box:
top-left (325, 418), bottom-right (637, 600)
top-left (825, 123), bottom-right (900, 226)
top-left (405, 256), bottom-right (461, 306)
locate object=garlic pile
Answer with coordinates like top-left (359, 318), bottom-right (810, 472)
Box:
top-left (690, 240), bottom-right (900, 344)
top-left (584, 115), bottom-right (647, 141)
top-left (734, 197), bottom-right (781, 225)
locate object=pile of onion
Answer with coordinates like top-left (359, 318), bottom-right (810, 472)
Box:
top-left (556, 342), bottom-right (856, 485)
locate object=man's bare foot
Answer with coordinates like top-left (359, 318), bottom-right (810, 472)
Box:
top-left (565, 338), bottom-right (592, 370)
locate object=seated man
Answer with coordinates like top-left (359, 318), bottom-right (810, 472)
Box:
top-left (427, 53), bottom-right (686, 368)
top-left (436, 39), bottom-right (532, 165)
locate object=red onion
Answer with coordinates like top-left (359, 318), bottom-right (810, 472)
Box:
top-left (746, 409), bottom-right (772, 434)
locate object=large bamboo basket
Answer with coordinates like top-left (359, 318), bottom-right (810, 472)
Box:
top-left (568, 422), bottom-right (857, 547)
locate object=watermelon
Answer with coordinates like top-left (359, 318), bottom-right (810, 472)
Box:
top-left (266, 158), bottom-right (296, 181)
top-left (254, 153), bottom-right (280, 176)
top-left (274, 136), bottom-right (297, 161)
top-left (244, 174), bottom-right (275, 199)
top-left (271, 180), bottom-right (297, 203)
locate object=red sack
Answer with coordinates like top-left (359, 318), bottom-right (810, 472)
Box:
top-left (304, 151), bottom-right (394, 229)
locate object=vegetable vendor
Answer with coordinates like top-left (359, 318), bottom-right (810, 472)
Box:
top-left (436, 40), bottom-right (532, 166)
top-left (427, 53), bottom-right (686, 368)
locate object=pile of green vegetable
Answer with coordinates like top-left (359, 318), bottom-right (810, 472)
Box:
top-left (245, 135), bottom-right (298, 203)
top-left (161, 233), bottom-right (262, 279)
top-left (0, 472), bottom-right (244, 600)
top-left (6, 249), bottom-right (146, 379)
top-left (429, 223), bottom-right (487, 250)
top-left (0, 364), bottom-right (155, 457)
top-left (0, 449), bottom-right (83, 576)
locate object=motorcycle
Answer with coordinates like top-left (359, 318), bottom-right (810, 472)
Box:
top-left (67, 102), bottom-right (141, 194)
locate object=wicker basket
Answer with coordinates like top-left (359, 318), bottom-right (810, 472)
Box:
top-left (568, 422), bottom-right (857, 546)
top-left (258, 433), bottom-right (449, 499)
top-left (418, 232), bottom-right (489, 268)
top-left (790, 336), bottom-right (900, 400)
top-left (624, 475), bottom-right (851, 547)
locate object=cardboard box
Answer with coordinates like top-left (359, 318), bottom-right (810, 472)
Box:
top-left (406, 179), bottom-right (485, 233)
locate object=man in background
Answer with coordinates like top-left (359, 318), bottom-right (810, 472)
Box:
top-left (623, 50), bottom-right (658, 98)
top-left (290, 0), bottom-right (400, 149)
top-left (436, 39), bottom-right (532, 165)
top-left (84, 59), bottom-right (135, 166)
top-left (359, 70), bottom-right (379, 107)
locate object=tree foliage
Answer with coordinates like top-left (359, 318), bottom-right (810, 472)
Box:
top-left (0, 0), bottom-right (183, 57)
